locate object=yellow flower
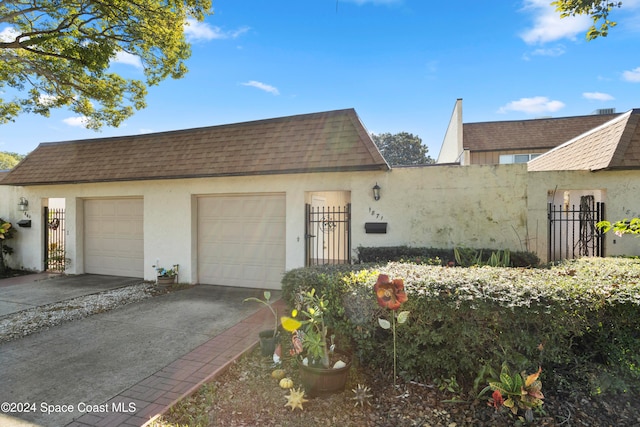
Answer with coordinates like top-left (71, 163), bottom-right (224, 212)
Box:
top-left (281, 316), bottom-right (302, 332)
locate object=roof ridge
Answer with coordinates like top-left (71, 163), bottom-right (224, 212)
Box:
top-left (2, 109), bottom-right (389, 185)
top-left (37, 108), bottom-right (359, 147)
top-left (465, 112), bottom-right (621, 126)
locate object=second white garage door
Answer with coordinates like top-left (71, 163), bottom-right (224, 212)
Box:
top-left (198, 194), bottom-right (286, 289)
top-left (84, 198), bottom-right (144, 277)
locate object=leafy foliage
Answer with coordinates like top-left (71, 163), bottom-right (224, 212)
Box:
top-left (552, 0), bottom-right (623, 40)
top-left (0, 0), bottom-right (212, 128)
top-left (281, 258), bottom-right (640, 396)
top-left (598, 218), bottom-right (640, 236)
top-left (0, 219), bottom-right (16, 276)
top-left (371, 132), bottom-right (434, 166)
top-left (480, 362), bottom-right (544, 423)
top-left (0, 151), bottom-right (25, 169)
top-left (356, 245), bottom-right (540, 268)
top-left (281, 288), bottom-right (334, 368)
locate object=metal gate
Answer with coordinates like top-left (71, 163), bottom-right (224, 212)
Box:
top-left (548, 196), bottom-right (605, 262)
top-left (44, 207), bottom-right (66, 272)
top-left (305, 204), bottom-right (351, 266)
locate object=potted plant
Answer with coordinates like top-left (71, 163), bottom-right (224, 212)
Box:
top-left (153, 263), bottom-right (179, 285)
top-left (281, 288), bottom-right (351, 397)
top-left (244, 291), bottom-right (280, 357)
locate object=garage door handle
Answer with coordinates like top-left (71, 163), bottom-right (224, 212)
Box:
top-left (305, 234), bottom-right (315, 239)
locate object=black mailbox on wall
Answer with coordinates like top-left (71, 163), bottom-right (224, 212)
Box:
top-left (365, 222), bottom-right (387, 234)
top-left (17, 220), bottom-right (31, 228)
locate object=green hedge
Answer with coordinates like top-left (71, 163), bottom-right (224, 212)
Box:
top-left (280, 258), bottom-right (640, 394)
top-left (355, 245), bottom-right (541, 268)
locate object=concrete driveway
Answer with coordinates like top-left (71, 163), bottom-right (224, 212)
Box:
top-left (0, 274), bottom-right (280, 427)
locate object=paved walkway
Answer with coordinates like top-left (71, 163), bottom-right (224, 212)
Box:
top-left (69, 298), bottom-right (286, 427)
top-left (0, 273), bottom-right (285, 427)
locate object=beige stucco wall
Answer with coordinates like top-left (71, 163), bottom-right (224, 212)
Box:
top-left (1, 164), bottom-right (637, 283)
top-left (527, 169), bottom-right (640, 261)
top-left (355, 164), bottom-right (530, 252)
top-left (0, 171), bottom-right (390, 282)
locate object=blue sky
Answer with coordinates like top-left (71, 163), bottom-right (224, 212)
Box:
top-left (1, 0), bottom-right (640, 157)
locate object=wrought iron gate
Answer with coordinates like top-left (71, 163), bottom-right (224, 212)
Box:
top-left (44, 207), bottom-right (66, 272)
top-left (305, 204), bottom-right (351, 266)
top-left (548, 196), bottom-right (605, 262)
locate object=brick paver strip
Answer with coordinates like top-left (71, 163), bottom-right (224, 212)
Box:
top-left (68, 299), bottom-right (285, 427)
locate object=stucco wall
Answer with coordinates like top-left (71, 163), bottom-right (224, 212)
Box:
top-left (353, 164), bottom-right (530, 252)
top-left (0, 172), bottom-right (388, 282)
top-left (527, 169), bottom-right (640, 260)
top-left (1, 164), bottom-right (637, 283)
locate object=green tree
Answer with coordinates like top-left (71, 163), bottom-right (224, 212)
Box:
top-left (552, 0), bottom-right (623, 40)
top-left (0, 0), bottom-right (212, 129)
top-left (372, 132), bottom-right (434, 166)
top-left (0, 151), bottom-right (25, 169)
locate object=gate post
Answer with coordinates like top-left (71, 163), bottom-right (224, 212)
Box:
top-left (43, 206), bottom-right (49, 270)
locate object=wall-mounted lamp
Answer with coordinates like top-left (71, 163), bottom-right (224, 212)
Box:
top-left (372, 183), bottom-right (381, 201)
top-left (18, 197), bottom-right (29, 211)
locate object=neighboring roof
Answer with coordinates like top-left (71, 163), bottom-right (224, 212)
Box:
top-left (528, 109), bottom-right (640, 172)
top-left (463, 113), bottom-right (621, 152)
top-left (1, 109), bottom-right (389, 186)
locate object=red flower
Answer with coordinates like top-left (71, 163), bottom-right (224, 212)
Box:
top-left (488, 389), bottom-right (504, 410)
top-left (374, 274), bottom-right (408, 311)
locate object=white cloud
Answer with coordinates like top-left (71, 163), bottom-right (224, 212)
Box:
top-left (622, 66), bottom-right (640, 82)
top-left (583, 92), bottom-right (615, 101)
top-left (498, 96), bottom-right (565, 114)
top-left (113, 51), bottom-right (143, 69)
top-left (184, 18), bottom-right (250, 41)
top-left (520, 0), bottom-right (590, 44)
top-left (531, 45), bottom-right (566, 57)
top-left (0, 26), bottom-right (21, 43)
top-left (63, 116), bottom-right (90, 128)
top-left (241, 80), bottom-right (280, 95)
top-left (37, 94), bottom-right (58, 106)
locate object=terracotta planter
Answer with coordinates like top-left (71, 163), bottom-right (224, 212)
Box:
top-left (157, 275), bottom-right (176, 285)
top-left (299, 351), bottom-right (351, 397)
top-left (258, 329), bottom-right (279, 357)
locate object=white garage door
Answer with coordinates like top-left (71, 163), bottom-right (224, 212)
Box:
top-left (84, 198), bottom-right (144, 277)
top-left (198, 194), bottom-right (286, 289)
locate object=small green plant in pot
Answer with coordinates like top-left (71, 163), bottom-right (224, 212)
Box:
top-left (244, 291), bottom-right (280, 357)
top-left (281, 288), bottom-right (351, 396)
top-left (153, 263), bottom-right (179, 285)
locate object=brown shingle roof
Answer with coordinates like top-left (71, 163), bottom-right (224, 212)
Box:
top-left (463, 113), bottom-right (621, 152)
top-left (2, 109), bottom-right (389, 186)
top-left (528, 109), bottom-right (640, 171)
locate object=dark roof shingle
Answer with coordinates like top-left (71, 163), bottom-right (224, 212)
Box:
top-left (464, 113), bottom-right (621, 152)
top-left (2, 109), bottom-right (389, 185)
top-left (528, 109), bottom-right (640, 171)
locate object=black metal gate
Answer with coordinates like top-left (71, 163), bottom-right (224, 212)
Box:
top-left (548, 196), bottom-right (605, 262)
top-left (44, 207), bottom-right (66, 272)
top-left (305, 204), bottom-right (351, 266)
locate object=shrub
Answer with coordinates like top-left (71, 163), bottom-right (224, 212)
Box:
top-left (280, 257), bottom-right (640, 395)
top-left (355, 246), bottom-right (540, 268)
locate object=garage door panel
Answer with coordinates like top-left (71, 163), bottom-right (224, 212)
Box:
top-left (198, 194), bottom-right (285, 289)
top-left (221, 222), bottom-right (244, 239)
top-left (84, 199), bottom-right (143, 278)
